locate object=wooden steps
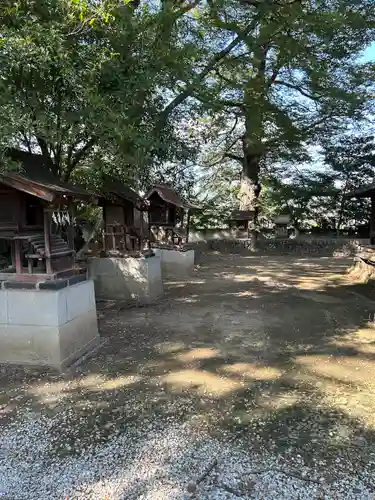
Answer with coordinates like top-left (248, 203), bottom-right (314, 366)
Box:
top-left (25, 233), bottom-right (74, 259)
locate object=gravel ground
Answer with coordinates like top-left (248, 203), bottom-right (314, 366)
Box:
top-left (1, 254), bottom-right (375, 499)
top-left (0, 409), bottom-right (374, 500)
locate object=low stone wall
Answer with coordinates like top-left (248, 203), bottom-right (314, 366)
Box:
top-left (153, 248), bottom-right (195, 278)
top-left (189, 229), bottom-right (248, 242)
top-left (0, 278), bottom-right (100, 370)
top-left (87, 255), bottom-right (163, 304)
top-left (210, 238), bottom-right (368, 257)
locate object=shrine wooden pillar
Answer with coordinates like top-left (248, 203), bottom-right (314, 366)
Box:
top-left (186, 209), bottom-right (191, 243)
top-left (102, 204), bottom-right (107, 254)
top-left (67, 198), bottom-right (75, 251)
top-left (147, 208), bottom-right (151, 249)
top-left (44, 209), bottom-right (52, 274)
top-left (14, 239), bottom-right (22, 274)
top-left (165, 204), bottom-right (170, 224)
top-left (371, 194), bottom-right (375, 245)
top-left (14, 190), bottom-right (23, 274)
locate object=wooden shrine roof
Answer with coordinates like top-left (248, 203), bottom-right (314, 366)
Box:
top-left (0, 149), bottom-right (90, 202)
top-left (228, 210), bottom-right (255, 221)
top-left (146, 184), bottom-right (198, 210)
top-left (98, 175), bottom-right (144, 208)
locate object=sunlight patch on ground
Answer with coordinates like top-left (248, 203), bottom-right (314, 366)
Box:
top-left (160, 369), bottom-right (242, 397)
top-left (175, 348), bottom-right (219, 363)
top-left (258, 392), bottom-right (300, 411)
top-left (297, 354), bottom-right (375, 389)
top-left (220, 362), bottom-right (282, 381)
top-left (174, 297), bottom-right (199, 303)
top-left (167, 280), bottom-right (206, 286)
top-left (218, 272), bottom-right (255, 281)
top-left (332, 325), bottom-right (375, 356)
top-left (154, 342), bottom-right (187, 354)
top-left (235, 290), bottom-right (260, 297)
top-left (28, 374), bottom-right (141, 404)
top-left (294, 352), bottom-right (375, 428)
top-left (100, 376), bottom-right (141, 391)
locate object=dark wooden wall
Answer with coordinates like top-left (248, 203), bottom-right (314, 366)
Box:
top-left (0, 184), bottom-right (44, 232)
top-left (0, 184), bottom-right (20, 230)
top-left (104, 200), bottom-right (135, 227)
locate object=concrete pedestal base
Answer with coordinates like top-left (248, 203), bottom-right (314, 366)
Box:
top-left (152, 248), bottom-right (195, 279)
top-left (87, 255), bottom-right (163, 304)
top-left (0, 280), bottom-right (100, 370)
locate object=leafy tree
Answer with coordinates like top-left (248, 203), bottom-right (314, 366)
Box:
top-left (323, 133), bottom-right (375, 232)
top-left (0, 0), bottom-right (206, 183)
top-left (1, 0), bottom-right (375, 231)
top-left (261, 171), bottom-right (337, 231)
top-left (186, 0), bottom-right (375, 232)
top-left (261, 134), bottom-right (375, 234)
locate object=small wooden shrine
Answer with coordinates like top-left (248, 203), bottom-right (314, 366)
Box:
top-left (273, 214), bottom-right (291, 238)
top-left (146, 184), bottom-right (197, 245)
top-left (0, 149), bottom-right (90, 281)
top-left (98, 175), bottom-right (148, 254)
top-left (227, 210), bottom-right (255, 231)
top-left (347, 184), bottom-right (375, 244)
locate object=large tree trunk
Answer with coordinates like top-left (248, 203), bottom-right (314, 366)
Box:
top-left (240, 135), bottom-right (262, 244)
top-left (238, 34), bottom-right (268, 244)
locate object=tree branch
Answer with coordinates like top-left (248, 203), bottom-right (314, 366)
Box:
top-left (268, 67), bottom-right (281, 87)
top-left (302, 112), bottom-right (335, 133)
top-left (224, 153), bottom-right (244, 164)
top-left (156, 23), bottom-right (255, 130)
top-left (20, 132), bottom-right (32, 153)
top-left (273, 80), bottom-right (322, 100)
top-left (64, 137), bottom-right (96, 181)
top-left (193, 92), bottom-right (245, 109)
top-left (36, 136), bottom-right (56, 174)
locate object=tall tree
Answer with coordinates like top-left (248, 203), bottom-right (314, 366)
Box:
top-left (186, 0), bottom-right (375, 236)
top-left (261, 134), bottom-right (375, 233)
top-left (323, 134), bottom-right (375, 232)
top-left (0, 0), bottom-right (206, 183)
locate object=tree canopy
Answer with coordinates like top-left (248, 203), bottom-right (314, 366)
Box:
top-left (0, 0), bottom-right (374, 231)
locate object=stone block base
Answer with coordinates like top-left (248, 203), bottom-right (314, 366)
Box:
top-left (0, 280), bottom-right (100, 370)
top-left (152, 248), bottom-right (195, 279)
top-left (87, 255), bottom-right (163, 304)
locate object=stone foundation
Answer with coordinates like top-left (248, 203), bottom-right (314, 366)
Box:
top-left (87, 255), bottom-right (163, 304)
top-left (152, 248), bottom-right (195, 278)
top-left (210, 238), bottom-right (366, 257)
top-left (0, 278), bottom-right (100, 370)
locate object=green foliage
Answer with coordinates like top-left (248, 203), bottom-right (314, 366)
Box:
top-left (0, 0), bottom-right (374, 233)
top-left (183, 0), bottom-right (375, 222)
top-left (0, 0), bottom-right (203, 183)
top-left (191, 183), bottom-right (240, 229)
top-left (194, 0), bottom-right (375, 163)
top-left (262, 134), bottom-right (375, 232)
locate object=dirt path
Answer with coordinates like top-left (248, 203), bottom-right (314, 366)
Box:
top-left (1, 253), bottom-right (375, 499)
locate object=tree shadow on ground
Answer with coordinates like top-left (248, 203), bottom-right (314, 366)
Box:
top-left (1, 254), bottom-right (375, 496)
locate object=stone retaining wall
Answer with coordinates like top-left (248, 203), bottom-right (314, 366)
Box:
top-left (209, 238), bottom-right (368, 257)
top-left (189, 229), bottom-right (248, 242)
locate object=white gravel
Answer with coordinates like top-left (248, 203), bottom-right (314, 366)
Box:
top-left (0, 409), bottom-right (374, 499)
